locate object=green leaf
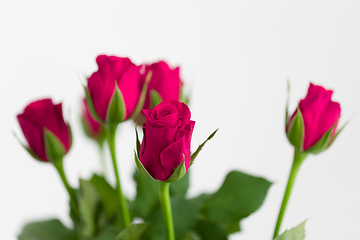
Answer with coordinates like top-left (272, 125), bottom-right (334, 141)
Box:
top-left (200, 171), bottom-right (271, 233)
top-left (286, 108), bottom-right (304, 150)
top-left (150, 89), bottom-right (163, 108)
top-left (90, 174), bottom-right (118, 222)
top-left (165, 155), bottom-right (186, 183)
top-left (170, 169), bottom-right (190, 198)
top-left (79, 179), bottom-right (101, 237)
top-left (18, 219), bottom-right (77, 240)
top-left (13, 131), bottom-right (43, 162)
top-left (191, 129), bottom-right (218, 165)
top-left (106, 83), bottom-right (126, 123)
top-left (180, 232), bottom-right (201, 240)
top-left (116, 223), bottom-right (150, 240)
top-left (130, 70), bottom-right (152, 119)
top-left (133, 170), bottom-right (158, 218)
top-left (194, 220), bottom-right (227, 240)
top-left (85, 86), bottom-right (104, 124)
top-left (305, 122), bottom-right (336, 154)
top-left (274, 221), bottom-right (306, 240)
top-left (134, 151), bottom-right (157, 181)
top-left (189, 193), bottom-right (212, 210)
top-left (94, 226), bottom-right (123, 240)
top-left (221, 221), bottom-right (240, 234)
top-left (143, 197), bottom-right (198, 240)
top-left (44, 128), bottom-right (65, 162)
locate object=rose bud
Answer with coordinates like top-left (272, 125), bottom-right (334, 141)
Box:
top-left (17, 99), bottom-right (71, 162)
top-left (81, 98), bottom-right (106, 144)
top-left (286, 83), bottom-right (342, 154)
top-left (85, 55), bottom-right (143, 125)
top-left (134, 100), bottom-right (195, 182)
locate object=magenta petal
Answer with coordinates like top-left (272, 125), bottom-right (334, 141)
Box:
top-left (147, 104), bottom-right (180, 128)
top-left (117, 64), bottom-right (142, 119)
top-left (141, 61), bottom-right (181, 109)
top-left (17, 115), bottom-right (48, 161)
top-left (176, 102), bottom-right (191, 127)
top-left (307, 83), bottom-right (333, 100)
top-left (45, 103), bottom-right (70, 152)
top-left (160, 136), bottom-right (189, 181)
top-left (140, 124), bottom-right (179, 180)
top-left (300, 84), bottom-right (341, 150)
top-left (21, 99), bottom-right (52, 127)
top-left (96, 55), bottom-right (133, 82)
top-left (88, 71), bottom-right (115, 121)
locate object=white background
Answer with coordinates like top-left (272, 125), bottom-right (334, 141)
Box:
top-left (1, 1), bottom-right (360, 239)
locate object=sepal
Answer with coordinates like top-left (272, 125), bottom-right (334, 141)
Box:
top-left (44, 128), bottom-right (66, 163)
top-left (150, 89), bottom-right (163, 108)
top-left (285, 80), bottom-right (290, 128)
top-left (84, 86), bottom-right (104, 125)
top-left (67, 124), bottom-right (73, 150)
top-left (134, 150), bottom-right (156, 181)
top-left (80, 116), bottom-right (106, 145)
top-left (135, 125), bottom-right (141, 157)
top-left (134, 125), bottom-right (156, 180)
top-left (164, 154), bottom-right (186, 183)
top-left (190, 129), bottom-right (218, 165)
top-left (286, 107), bottom-right (304, 150)
top-left (130, 70), bottom-right (152, 119)
top-left (328, 116), bottom-right (352, 148)
top-left (106, 82), bottom-right (126, 123)
top-left (304, 122), bottom-right (337, 154)
top-left (13, 131), bottom-right (43, 162)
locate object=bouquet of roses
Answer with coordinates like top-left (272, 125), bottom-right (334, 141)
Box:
top-left (15, 55), bottom-right (347, 240)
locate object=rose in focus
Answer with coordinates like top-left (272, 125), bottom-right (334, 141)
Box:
top-left (286, 83), bottom-right (341, 153)
top-left (139, 100), bottom-right (195, 181)
top-left (17, 99), bottom-right (71, 162)
top-left (86, 55), bottom-right (142, 124)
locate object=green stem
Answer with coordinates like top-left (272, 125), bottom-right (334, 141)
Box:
top-left (273, 148), bottom-right (308, 238)
top-left (105, 124), bottom-right (131, 228)
top-left (98, 143), bottom-right (108, 178)
top-left (53, 159), bottom-right (79, 221)
top-left (158, 182), bottom-right (175, 240)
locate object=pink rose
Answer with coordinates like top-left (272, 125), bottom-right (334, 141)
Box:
top-left (139, 100), bottom-right (195, 181)
top-left (141, 61), bottom-right (182, 109)
top-left (286, 83), bottom-right (341, 152)
top-left (134, 61), bottom-right (182, 124)
top-left (87, 55), bottom-right (142, 123)
top-left (17, 99), bottom-right (71, 162)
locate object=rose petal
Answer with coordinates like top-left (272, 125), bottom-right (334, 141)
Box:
top-left (140, 124), bottom-right (179, 180)
top-left (160, 136), bottom-right (188, 181)
top-left (88, 71), bottom-right (115, 121)
top-left (300, 83), bottom-right (341, 150)
top-left (141, 61), bottom-right (181, 109)
top-left (117, 64), bottom-right (142, 119)
top-left (147, 104), bottom-right (180, 128)
top-left (17, 114), bottom-right (47, 161)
